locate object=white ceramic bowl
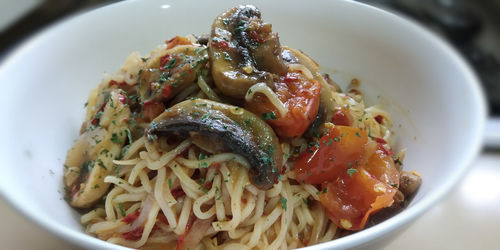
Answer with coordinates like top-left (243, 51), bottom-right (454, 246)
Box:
top-left (0, 0), bottom-right (486, 249)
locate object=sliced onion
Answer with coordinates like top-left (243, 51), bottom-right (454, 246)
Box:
top-left (180, 217), bottom-right (214, 250)
top-left (131, 194), bottom-right (154, 230)
top-left (115, 194), bottom-right (154, 234)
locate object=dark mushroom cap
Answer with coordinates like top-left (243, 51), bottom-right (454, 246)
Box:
top-left (146, 98), bottom-right (283, 189)
top-left (209, 5), bottom-right (287, 98)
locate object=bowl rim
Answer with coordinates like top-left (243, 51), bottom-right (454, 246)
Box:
top-left (0, 0), bottom-right (487, 249)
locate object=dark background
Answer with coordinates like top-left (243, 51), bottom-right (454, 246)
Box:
top-left (1, 0), bottom-right (499, 115)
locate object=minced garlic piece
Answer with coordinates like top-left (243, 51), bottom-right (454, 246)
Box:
top-left (340, 219), bottom-right (352, 229)
top-left (411, 170), bottom-right (422, 177)
top-left (374, 183), bottom-right (387, 193)
top-left (324, 122), bottom-right (334, 129)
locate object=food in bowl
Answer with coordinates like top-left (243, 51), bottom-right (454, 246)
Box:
top-left (63, 5), bottom-right (421, 249)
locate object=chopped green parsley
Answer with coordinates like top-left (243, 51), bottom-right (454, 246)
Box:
top-left (280, 197), bottom-right (287, 211)
top-left (347, 168), bottom-right (358, 177)
top-left (110, 133), bottom-right (124, 143)
top-left (262, 112), bottom-right (277, 120)
top-left (164, 57), bottom-right (177, 69)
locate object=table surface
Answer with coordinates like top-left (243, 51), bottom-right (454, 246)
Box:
top-left (1, 151), bottom-right (499, 250)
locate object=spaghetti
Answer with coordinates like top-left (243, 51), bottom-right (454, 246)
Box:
top-left (63, 5), bottom-right (421, 250)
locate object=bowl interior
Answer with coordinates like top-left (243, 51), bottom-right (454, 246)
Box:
top-left (0, 0), bottom-right (485, 249)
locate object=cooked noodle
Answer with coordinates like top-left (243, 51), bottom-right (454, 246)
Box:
top-left (64, 6), bottom-right (419, 250)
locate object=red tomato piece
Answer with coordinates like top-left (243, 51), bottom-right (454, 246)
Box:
top-left (121, 209), bottom-right (141, 224)
top-left (159, 54), bottom-right (179, 69)
top-left (121, 226), bottom-right (144, 240)
top-left (249, 31), bottom-right (264, 44)
top-left (319, 168), bottom-right (396, 230)
top-left (295, 126), bottom-right (368, 184)
top-left (331, 106), bottom-right (352, 126)
top-left (90, 118), bottom-right (99, 125)
top-left (373, 137), bottom-right (394, 156)
top-left (211, 40), bottom-right (229, 49)
top-left (294, 125), bottom-right (399, 230)
top-left (109, 80), bottom-right (127, 87)
top-left (366, 148), bottom-right (399, 185)
top-left (245, 71), bottom-right (321, 138)
top-left (159, 54), bottom-right (171, 68)
top-left (140, 101), bottom-right (165, 122)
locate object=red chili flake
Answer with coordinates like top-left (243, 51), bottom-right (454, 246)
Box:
top-left (121, 210), bottom-right (141, 224)
top-left (176, 235), bottom-right (185, 250)
top-left (175, 218), bottom-right (193, 249)
top-left (280, 166), bottom-right (287, 175)
top-left (159, 54), bottom-right (171, 68)
top-left (331, 108), bottom-right (351, 126)
top-left (373, 138), bottom-right (393, 156)
top-left (302, 239), bottom-right (310, 246)
top-left (211, 163), bottom-right (221, 171)
top-left (166, 36), bottom-right (192, 49)
top-left (186, 218), bottom-right (193, 232)
top-left (167, 37), bottom-right (176, 44)
top-left (121, 226), bottom-right (144, 241)
top-left (242, 198), bottom-right (248, 204)
top-left (92, 101), bottom-right (108, 125)
top-left (374, 115), bottom-right (384, 124)
top-left (141, 101), bottom-right (165, 122)
top-left (249, 31), bottom-right (264, 43)
top-left (143, 100), bottom-right (152, 107)
top-left (98, 101), bottom-right (107, 111)
top-left (162, 84), bottom-right (173, 98)
top-left (349, 89), bottom-right (361, 95)
top-left (211, 40), bottom-right (229, 49)
top-left (171, 188), bottom-right (186, 199)
top-left (204, 181), bottom-right (213, 190)
top-left (379, 145), bottom-right (394, 156)
top-left (109, 80), bottom-right (126, 87)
